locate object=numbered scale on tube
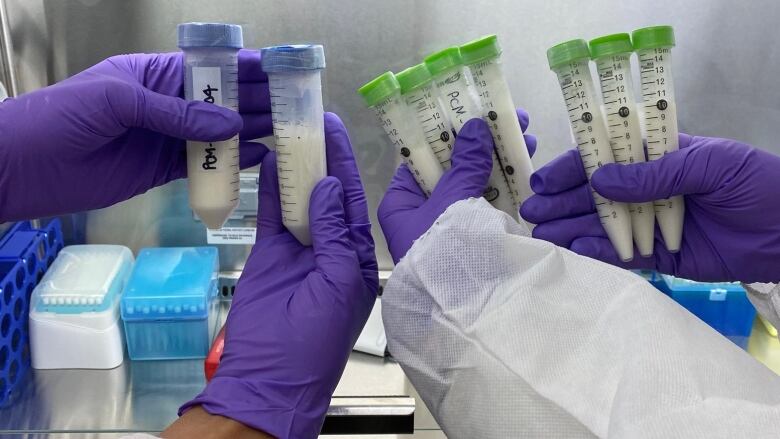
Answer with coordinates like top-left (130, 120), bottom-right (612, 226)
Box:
top-left (358, 72), bottom-right (443, 196)
top-left (460, 35), bottom-right (535, 206)
top-left (590, 34), bottom-right (655, 257)
top-left (262, 45), bottom-right (328, 246)
top-left (178, 22), bottom-right (243, 230)
top-left (396, 64), bottom-right (455, 170)
top-left (633, 25), bottom-right (684, 253)
top-left (424, 46), bottom-right (519, 220)
top-left (547, 39), bottom-right (634, 262)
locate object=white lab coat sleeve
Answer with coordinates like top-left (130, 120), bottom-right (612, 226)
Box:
top-left (744, 282), bottom-right (780, 334)
top-left (381, 197), bottom-right (780, 439)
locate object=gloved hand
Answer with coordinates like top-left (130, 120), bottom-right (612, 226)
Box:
top-left (0, 50), bottom-right (271, 222)
top-left (181, 113), bottom-right (378, 439)
top-left (379, 109), bottom-right (536, 264)
top-left (520, 134), bottom-right (780, 283)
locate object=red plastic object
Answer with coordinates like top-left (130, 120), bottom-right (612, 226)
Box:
top-left (205, 325), bottom-right (226, 381)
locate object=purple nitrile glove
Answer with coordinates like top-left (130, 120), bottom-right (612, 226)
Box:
top-left (520, 134), bottom-right (780, 283)
top-left (181, 112), bottom-right (378, 439)
top-left (379, 109), bottom-right (537, 264)
top-left (0, 50), bottom-right (272, 222)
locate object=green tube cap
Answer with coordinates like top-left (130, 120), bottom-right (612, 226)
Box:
top-left (424, 47), bottom-right (463, 77)
top-left (632, 25), bottom-right (675, 50)
top-left (357, 72), bottom-right (399, 107)
top-left (396, 64), bottom-right (432, 94)
top-left (589, 33), bottom-right (633, 59)
top-left (460, 34), bottom-right (501, 65)
top-left (546, 39), bottom-right (590, 70)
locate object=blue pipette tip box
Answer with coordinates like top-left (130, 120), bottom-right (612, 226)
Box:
top-left (121, 247), bottom-right (219, 360)
top-left (657, 274), bottom-right (756, 349)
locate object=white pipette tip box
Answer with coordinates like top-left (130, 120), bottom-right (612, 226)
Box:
top-left (29, 245), bottom-right (134, 370)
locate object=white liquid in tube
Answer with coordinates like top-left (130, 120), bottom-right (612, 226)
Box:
top-left (262, 45), bottom-right (328, 246)
top-left (594, 53), bottom-right (655, 256)
top-left (430, 65), bottom-right (518, 220)
top-left (267, 71), bottom-right (326, 246)
top-left (466, 55), bottom-right (535, 206)
top-left (372, 93), bottom-right (444, 196)
top-left (637, 47), bottom-right (684, 252)
top-left (402, 84), bottom-right (455, 169)
top-left (551, 58), bottom-right (634, 261)
top-left (179, 24), bottom-right (243, 230)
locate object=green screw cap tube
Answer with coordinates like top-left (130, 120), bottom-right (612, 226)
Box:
top-left (460, 34), bottom-right (502, 64)
top-left (396, 64), bottom-right (432, 95)
top-left (632, 25), bottom-right (675, 50)
top-left (589, 33), bottom-right (633, 59)
top-left (546, 39), bottom-right (590, 70)
top-left (424, 47), bottom-right (463, 77)
top-left (357, 71), bottom-right (400, 107)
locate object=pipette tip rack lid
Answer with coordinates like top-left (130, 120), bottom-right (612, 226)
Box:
top-left (589, 33), bottom-right (633, 59)
top-left (177, 22), bottom-right (243, 49)
top-left (423, 46), bottom-right (464, 77)
top-left (546, 39), bottom-right (590, 70)
top-left (459, 34), bottom-right (502, 64)
top-left (357, 71), bottom-right (400, 107)
top-left (32, 245), bottom-right (133, 314)
top-left (396, 64), bottom-right (433, 94)
top-left (632, 25), bottom-right (675, 50)
top-left (260, 44), bottom-right (326, 72)
top-left (121, 247), bottom-right (218, 321)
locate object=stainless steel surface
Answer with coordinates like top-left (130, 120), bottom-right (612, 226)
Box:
top-left (0, 356), bottom-right (418, 436)
top-left (0, 0), bottom-right (18, 97)
top-left (327, 398), bottom-right (414, 417)
top-left (0, 302), bottom-right (425, 436)
top-left (5, 1), bottom-right (779, 270)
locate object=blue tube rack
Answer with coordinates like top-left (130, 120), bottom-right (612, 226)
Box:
top-left (0, 219), bottom-right (63, 407)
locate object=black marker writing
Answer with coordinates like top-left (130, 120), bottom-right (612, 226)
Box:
top-left (202, 144), bottom-right (218, 170)
top-left (202, 84), bottom-right (219, 104)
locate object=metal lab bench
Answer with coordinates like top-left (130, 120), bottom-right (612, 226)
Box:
top-left (0, 302), bottom-right (442, 437)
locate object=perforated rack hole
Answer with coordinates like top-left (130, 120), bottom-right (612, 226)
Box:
top-left (0, 346), bottom-right (8, 370)
top-left (47, 231), bottom-right (55, 248)
top-left (221, 286), bottom-right (229, 297)
top-left (11, 328), bottom-right (21, 351)
top-left (14, 268), bottom-right (24, 290)
top-left (25, 284), bottom-right (32, 300)
top-left (8, 360), bottom-right (17, 383)
top-left (13, 298), bottom-right (22, 320)
top-left (0, 314), bottom-right (10, 337)
top-left (2, 284), bottom-right (11, 306)
top-left (25, 255), bottom-right (35, 276)
top-left (0, 378), bottom-right (6, 398)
